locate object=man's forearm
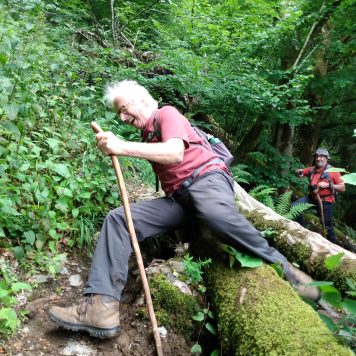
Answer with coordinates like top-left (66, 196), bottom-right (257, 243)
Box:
top-left (333, 183), bottom-right (345, 193)
top-left (119, 139), bottom-right (184, 165)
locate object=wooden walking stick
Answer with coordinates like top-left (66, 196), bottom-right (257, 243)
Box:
top-left (91, 122), bottom-right (163, 356)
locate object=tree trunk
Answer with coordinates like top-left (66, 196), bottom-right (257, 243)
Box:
top-left (206, 264), bottom-right (353, 355)
top-left (234, 181), bottom-right (356, 292)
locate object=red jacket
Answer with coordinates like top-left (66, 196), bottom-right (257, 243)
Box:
top-left (301, 166), bottom-right (343, 203)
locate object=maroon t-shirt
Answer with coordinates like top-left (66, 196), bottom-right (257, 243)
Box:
top-left (141, 106), bottom-right (228, 196)
top-left (301, 166), bottom-right (343, 203)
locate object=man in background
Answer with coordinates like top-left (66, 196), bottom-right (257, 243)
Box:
top-left (293, 148), bottom-right (345, 243)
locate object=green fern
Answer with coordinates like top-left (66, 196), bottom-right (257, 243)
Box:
top-left (231, 164), bottom-right (252, 184)
top-left (285, 202), bottom-right (314, 220)
top-left (249, 185), bottom-right (276, 208)
top-left (275, 191), bottom-right (293, 216)
top-left (249, 185), bottom-right (313, 220)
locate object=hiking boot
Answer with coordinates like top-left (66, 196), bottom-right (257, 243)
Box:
top-left (48, 294), bottom-right (120, 339)
top-left (285, 264), bottom-right (320, 301)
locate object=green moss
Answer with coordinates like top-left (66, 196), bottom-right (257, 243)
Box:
top-left (206, 264), bottom-right (352, 356)
top-left (150, 274), bottom-right (200, 335)
top-left (242, 210), bottom-right (356, 294)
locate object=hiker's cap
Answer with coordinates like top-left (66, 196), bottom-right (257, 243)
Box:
top-left (314, 148), bottom-right (330, 159)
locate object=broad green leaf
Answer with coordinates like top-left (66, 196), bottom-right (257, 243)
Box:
top-left (13, 246), bottom-right (25, 259)
top-left (318, 312), bottom-right (338, 332)
top-left (50, 164), bottom-right (70, 178)
top-left (211, 349), bottom-right (219, 356)
top-left (321, 289), bottom-right (342, 307)
top-left (326, 167), bottom-right (347, 173)
top-left (0, 226), bottom-right (5, 237)
top-left (72, 208), bottom-right (79, 218)
top-left (341, 299), bottom-right (356, 315)
top-left (11, 282), bottom-right (32, 292)
top-left (1, 121), bottom-right (21, 138)
top-left (306, 281), bottom-right (333, 287)
top-left (192, 312), bottom-right (205, 321)
top-left (23, 231), bottom-right (35, 245)
top-left (19, 163), bottom-right (31, 172)
top-left (4, 104), bottom-right (19, 120)
top-left (191, 344), bottom-right (202, 353)
top-left (0, 289), bottom-right (9, 298)
top-left (49, 229), bottom-right (57, 239)
top-left (324, 253), bottom-right (344, 270)
top-left (205, 322), bottom-right (217, 335)
top-left (235, 251), bottom-right (263, 268)
top-left (46, 138), bottom-right (60, 154)
top-left (35, 239), bottom-right (44, 251)
top-left (105, 112), bottom-right (116, 120)
top-left (342, 173), bottom-right (356, 186)
top-left (0, 53), bottom-right (7, 65)
top-left (346, 278), bottom-right (356, 290)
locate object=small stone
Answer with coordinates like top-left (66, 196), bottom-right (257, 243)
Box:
top-left (69, 274), bottom-right (83, 287)
top-left (32, 274), bottom-right (49, 283)
top-left (21, 327), bottom-right (30, 334)
top-left (158, 326), bottom-right (168, 338)
top-left (170, 261), bottom-right (185, 274)
top-left (60, 266), bottom-right (69, 275)
top-left (173, 280), bottom-right (192, 295)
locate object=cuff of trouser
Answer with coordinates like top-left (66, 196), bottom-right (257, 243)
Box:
top-left (84, 287), bottom-right (123, 301)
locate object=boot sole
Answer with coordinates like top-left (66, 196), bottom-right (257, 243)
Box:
top-left (48, 311), bottom-right (121, 339)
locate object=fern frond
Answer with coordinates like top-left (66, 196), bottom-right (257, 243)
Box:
top-left (285, 203), bottom-right (314, 220)
top-left (231, 164), bottom-right (252, 184)
top-left (262, 195), bottom-right (275, 209)
top-left (249, 185), bottom-right (277, 198)
top-left (275, 191), bottom-right (292, 216)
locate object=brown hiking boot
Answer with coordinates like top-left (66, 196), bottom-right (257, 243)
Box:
top-left (48, 294), bottom-right (120, 339)
top-left (286, 264), bottom-right (320, 301)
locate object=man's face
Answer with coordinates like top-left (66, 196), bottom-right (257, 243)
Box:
top-left (315, 155), bottom-right (328, 168)
top-left (114, 96), bottom-right (147, 130)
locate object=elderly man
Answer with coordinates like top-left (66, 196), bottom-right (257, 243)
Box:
top-left (293, 148), bottom-right (345, 243)
top-left (49, 80), bottom-right (318, 338)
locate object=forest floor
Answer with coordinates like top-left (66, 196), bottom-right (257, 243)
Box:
top-left (1, 185), bottom-right (193, 356)
top-left (1, 250), bottom-right (192, 356)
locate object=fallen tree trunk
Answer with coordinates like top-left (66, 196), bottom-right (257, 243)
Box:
top-left (206, 263), bottom-right (352, 355)
top-left (233, 182), bottom-right (356, 292)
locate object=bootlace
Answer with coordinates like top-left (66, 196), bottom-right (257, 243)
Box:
top-left (77, 294), bottom-right (94, 314)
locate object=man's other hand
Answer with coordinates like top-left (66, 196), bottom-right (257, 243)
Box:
top-left (318, 182), bottom-right (329, 189)
top-left (294, 169), bottom-right (303, 177)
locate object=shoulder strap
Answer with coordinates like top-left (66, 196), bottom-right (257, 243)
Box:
top-left (145, 112), bottom-right (161, 143)
top-left (308, 166), bottom-right (316, 183)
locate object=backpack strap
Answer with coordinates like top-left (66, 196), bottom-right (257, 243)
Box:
top-left (309, 164), bottom-right (335, 196)
top-left (145, 112), bottom-right (161, 143)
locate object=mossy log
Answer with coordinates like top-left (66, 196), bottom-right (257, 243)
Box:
top-left (234, 182), bottom-right (356, 292)
top-left (206, 264), bottom-right (352, 355)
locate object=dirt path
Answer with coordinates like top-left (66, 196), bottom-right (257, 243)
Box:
top-left (2, 251), bottom-right (192, 356)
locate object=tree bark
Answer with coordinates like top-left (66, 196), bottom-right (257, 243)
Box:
top-left (234, 181), bottom-right (356, 292)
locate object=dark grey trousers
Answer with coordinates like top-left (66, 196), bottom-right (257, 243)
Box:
top-left (85, 170), bottom-right (292, 300)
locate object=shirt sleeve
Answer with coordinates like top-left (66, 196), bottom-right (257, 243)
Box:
top-left (331, 172), bottom-right (344, 184)
top-left (302, 167), bottom-right (312, 176)
top-left (157, 106), bottom-right (190, 148)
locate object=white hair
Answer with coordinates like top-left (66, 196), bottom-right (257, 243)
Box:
top-left (104, 80), bottom-right (158, 109)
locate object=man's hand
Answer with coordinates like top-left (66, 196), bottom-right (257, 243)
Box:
top-left (294, 169), bottom-right (303, 178)
top-left (318, 182), bottom-right (329, 189)
top-left (96, 131), bottom-right (125, 156)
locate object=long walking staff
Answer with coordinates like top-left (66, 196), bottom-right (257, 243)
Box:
top-left (315, 192), bottom-right (326, 237)
top-left (91, 122), bottom-right (163, 356)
